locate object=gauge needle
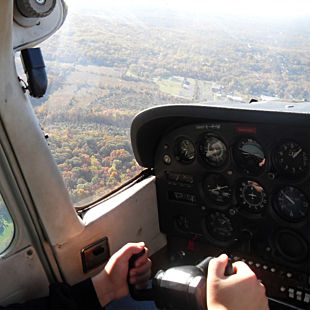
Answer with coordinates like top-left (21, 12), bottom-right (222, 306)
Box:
top-left (292, 148), bottom-right (302, 158)
top-left (249, 192), bottom-right (257, 199)
top-left (206, 149), bottom-right (219, 156)
top-left (240, 150), bottom-right (264, 159)
top-left (209, 185), bottom-right (228, 192)
top-left (281, 191), bottom-right (295, 205)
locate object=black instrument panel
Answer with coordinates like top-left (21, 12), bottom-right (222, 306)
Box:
top-left (155, 122), bottom-right (309, 266)
top-left (131, 103), bottom-right (310, 309)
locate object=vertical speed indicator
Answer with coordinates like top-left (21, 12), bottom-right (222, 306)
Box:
top-left (274, 186), bottom-right (309, 222)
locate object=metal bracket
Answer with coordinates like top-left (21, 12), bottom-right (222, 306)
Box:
top-left (81, 237), bottom-right (110, 273)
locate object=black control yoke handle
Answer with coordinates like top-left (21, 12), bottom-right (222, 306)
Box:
top-left (196, 256), bottom-right (235, 276)
top-left (128, 248), bottom-right (154, 300)
top-left (128, 249), bottom-right (235, 305)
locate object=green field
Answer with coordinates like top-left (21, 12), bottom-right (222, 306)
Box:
top-left (0, 221), bottom-right (14, 253)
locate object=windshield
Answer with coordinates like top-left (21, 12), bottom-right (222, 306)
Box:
top-left (29, 0), bottom-right (310, 207)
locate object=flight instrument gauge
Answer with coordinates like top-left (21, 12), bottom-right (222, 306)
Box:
top-left (237, 180), bottom-right (267, 213)
top-left (206, 211), bottom-right (234, 241)
top-left (174, 215), bottom-right (190, 233)
top-left (174, 137), bottom-right (196, 163)
top-left (233, 138), bottom-right (266, 176)
top-left (274, 186), bottom-right (309, 222)
top-left (204, 173), bottom-right (232, 205)
top-left (199, 135), bottom-right (228, 167)
top-left (273, 141), bottom-right (309, 178)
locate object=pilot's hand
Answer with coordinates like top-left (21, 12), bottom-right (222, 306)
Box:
top-left (207, 254), bottom-right (269, 310)
top-left (92, 242), bottom-right (151, 307)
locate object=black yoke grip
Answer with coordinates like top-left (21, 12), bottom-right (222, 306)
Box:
top-left (128, 248), bottom-right (146, 298)
top-left (224, 258), bottom-right (235, 276)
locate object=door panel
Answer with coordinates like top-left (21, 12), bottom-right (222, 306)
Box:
top-left (54, 176), bottom-right (166, 285)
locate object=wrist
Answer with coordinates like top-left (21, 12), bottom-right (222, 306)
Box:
top-left (92, 270), bottom-right (115, 307)
top-left (208, 305), bottom-right (228, 310)
top-left (207, 300), bottom-right (228, 310)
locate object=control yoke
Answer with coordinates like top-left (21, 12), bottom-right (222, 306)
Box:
top-left (128, 249), bottom-right (234, 310)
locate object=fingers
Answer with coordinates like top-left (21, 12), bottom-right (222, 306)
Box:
top-left (126, 244), bottom-right (151, 290)
top-left (129, 266), bottom-right (151, 287)
top-left (129, 256), bottom-right (151, 287)
top-left (115, 242), bottom-right (146, 262)
top-left (129, 257), bottom-right (152, 278)
top-left (233, 261), bottom-right (256, 278)
top-left (208, 254), bottom-right (229, 279)
top-left (133, 247), bottom-right (150, 268)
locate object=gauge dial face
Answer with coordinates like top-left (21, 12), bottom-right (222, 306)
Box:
top-left (233, 138), bottom-right (266, 176)
top-left (175, 138), bottom-right (195, 163)
top-left (199, 135), bottom-right (228, 167)
top-left (204, 174), bottom-right (232, 205)
top-left (206, 212), bottom-right (234, 240)
top-left (274, 186), bottom-right (309, 222)
top-left (174, 215), bottom-right (190, 232)
top-left (274, 141), bottom-right (309, 178)
top-left (237, 180), bottom-right (267, 213)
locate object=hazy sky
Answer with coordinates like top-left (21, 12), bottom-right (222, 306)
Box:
top-left (65, 0), bottom-right (310, 17)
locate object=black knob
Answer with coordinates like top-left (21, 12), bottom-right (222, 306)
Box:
top-left (16, 0), bottom-right (56, 18)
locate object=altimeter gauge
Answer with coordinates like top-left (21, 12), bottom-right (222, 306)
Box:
top-left (204, 173), bottom-right (232, 205)
top-left (237, 180), bottom-right (267, 213)
top-left (274, 186), bottom-right (309, 222)
top-left (199, 135), bottom-right (228, 167)
top-left (273, 141), bottom-right (309, 178)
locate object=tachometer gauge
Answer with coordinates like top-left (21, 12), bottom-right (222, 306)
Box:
top-left (273, 141), bottom-right (309, 178)
top-left (175, 137), bottom-right (196, 163)
top-left (274, 186), bottom-right (309, 222)
top-left (199, 135), bottom-right (228, 167)
top-left (237, 180), bottom-right (267, 213)
top-left (233, 138), bottom-right (266, 176)
top-left (204, 173), bottom-right (232, 205)
top-left (206, 211), bottom-right (234, 241)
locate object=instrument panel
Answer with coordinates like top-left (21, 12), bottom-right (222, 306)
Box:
top-left (155, 122), bottom-right (309, 266)
top-left (131, 103), bottom-right (310, 309)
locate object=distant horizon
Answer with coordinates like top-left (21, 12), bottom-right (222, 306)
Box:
top-left (64, 0), bottom-right (310, 18)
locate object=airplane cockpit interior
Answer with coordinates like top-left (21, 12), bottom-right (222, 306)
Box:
top-left (0, 0), bottom-right (309, 309)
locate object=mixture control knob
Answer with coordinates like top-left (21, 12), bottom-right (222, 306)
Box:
top-left (15, 0), bottom-right (56, 18)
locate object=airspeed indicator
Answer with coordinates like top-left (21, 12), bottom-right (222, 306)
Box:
top-left (199, 135), bottom-right (228, 167)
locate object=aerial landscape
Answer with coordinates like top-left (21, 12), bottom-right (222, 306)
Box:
top-left (23, 5), bottom-right (310, 206)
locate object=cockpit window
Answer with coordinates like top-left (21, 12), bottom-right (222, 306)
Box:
top-left (0, 193), bottom-right (14, 254)
top-left (26, 0), bottom-right (309, 207)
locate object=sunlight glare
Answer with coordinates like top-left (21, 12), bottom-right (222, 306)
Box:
top-left (65, 0), bottom-right (310, 17)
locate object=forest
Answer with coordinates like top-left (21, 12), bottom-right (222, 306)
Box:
top-left (26, 10), bottom-right (310, 206)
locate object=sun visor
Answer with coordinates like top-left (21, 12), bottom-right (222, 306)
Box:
top-left (13, 0), bottom-right (67, 52)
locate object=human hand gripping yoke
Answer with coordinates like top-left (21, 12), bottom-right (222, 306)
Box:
top-left (128, 249), bottom-right (234, 310)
